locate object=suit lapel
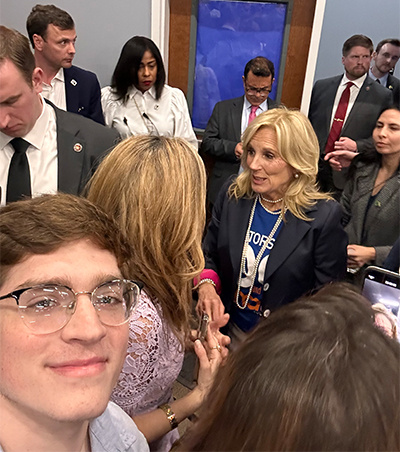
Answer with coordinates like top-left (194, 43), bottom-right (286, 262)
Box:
top-left (352, 164), bottom-right (377, 241)
top-left (264, 210), bottom-right (314, 280)
top-left (362, 165), bottom-right (396, 233)
top-left (229, 197), bottom-right (254, 281)
top-left (342, 77), bottom-right (370, 134)
top-left (63, 68), bottom-right (78, 113)
top-left (230, 97), bottom-right (244, 143)
top-left (53, 106), bottom-right (86, 194)
top-left (324, 76), bottom-right (342, 135)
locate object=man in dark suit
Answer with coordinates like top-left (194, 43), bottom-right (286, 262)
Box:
top-left (202, 56), bottom-right (278, 205)
top-left (26, 4), bottom-right (105, 124)
top-left (369, 38), bottom-right (400, 107)
top-left (0, 26), bottom-right (118, 205)
top-left (308, 34), bottom-right (393, 195)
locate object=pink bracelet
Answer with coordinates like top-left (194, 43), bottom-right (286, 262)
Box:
top-left (193, 269), bottom-right (222, 294)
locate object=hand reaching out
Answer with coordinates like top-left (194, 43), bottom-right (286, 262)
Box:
top-left (196, 282), bottom-right (225, 322)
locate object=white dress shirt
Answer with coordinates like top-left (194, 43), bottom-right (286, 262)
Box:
top-left (368, 68), bottom-right (389, 87)
top-left (241, 97), bottom-right (269, 134)
top-left (101, 84), bottom-right (198, 149)
top-left (41, 68), bottom-right (67, 111)
top-left (0, 96), bottom-right (58, 205)
top-left (330, 73), bottom-right (367, 128)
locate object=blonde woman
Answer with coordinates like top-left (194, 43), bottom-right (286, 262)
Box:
top-left (196, 108), bottom-right (347, 344)
top-left (87, 136), bottom-right (227, 451)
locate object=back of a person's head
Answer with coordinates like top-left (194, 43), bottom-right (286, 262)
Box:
top-left (86, 135), bottom-right (206, 338)
top-left (179, 283), bottom-right (400, 451)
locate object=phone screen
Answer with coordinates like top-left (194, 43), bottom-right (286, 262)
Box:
top-left (362, 266), bottom-right (400, 340)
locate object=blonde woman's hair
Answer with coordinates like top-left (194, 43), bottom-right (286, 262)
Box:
top-left (87, 135), bottom-right (206, 339)
top-left (229, 107), bottom-right (331, 221)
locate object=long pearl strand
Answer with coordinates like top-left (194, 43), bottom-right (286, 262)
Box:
top-left (235, 195), bottom-right (284, 310)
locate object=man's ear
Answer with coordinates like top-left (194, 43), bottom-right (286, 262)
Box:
top-left (372, 51), bottom-right (377, 60)
top-left (33, 34), bottom-right (44, 51)
top-left (32, 67), bottom-right (43, 94)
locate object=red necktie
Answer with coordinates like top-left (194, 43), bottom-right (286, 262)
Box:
top-left (248, 105), bottom-right (258, 125)
top-left (324, 82), bottom-right (353, 154)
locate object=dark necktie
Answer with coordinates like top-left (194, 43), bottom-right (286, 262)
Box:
top-left (324, 82), bottom-right (354, 154)
top-left (6, 138), bottom-right (32, 203)
top-left (376, 78), bottom-right (381, 84)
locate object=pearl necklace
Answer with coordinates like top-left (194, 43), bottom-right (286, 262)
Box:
top-left (235, 196), bottom-right (284, 311)
top-left (261, 195), bottom-right (283, 204)
top-left (259, 199), bottom-right (282, 215)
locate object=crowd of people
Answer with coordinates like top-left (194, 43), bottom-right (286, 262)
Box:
top-left (0, 4), bottom-right (399, 452)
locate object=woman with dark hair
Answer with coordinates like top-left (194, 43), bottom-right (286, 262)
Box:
top-left (341, 107), bottom-right (400, 272)
top-left (101, 36), bottom-right (197, 148)
top-left (196, 108), bottom-right (347, 344)
top-left (178, 283), bottom-right (400, 451)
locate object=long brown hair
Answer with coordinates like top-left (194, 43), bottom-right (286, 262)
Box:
top-left (179, 283), bottom-right (400, 451)
top-left (87, 135), bottom-right (206, 339)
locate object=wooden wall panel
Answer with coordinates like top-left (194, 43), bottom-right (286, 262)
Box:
top-left (168, 0), bottom-right (191, 95)
top-left (281, 0), bottom-right (316, 107)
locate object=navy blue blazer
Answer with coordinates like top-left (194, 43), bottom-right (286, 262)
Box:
top-left (64, 66), bottom-right (105, 125)
top-left (203, 184), bottom-right (347, 316)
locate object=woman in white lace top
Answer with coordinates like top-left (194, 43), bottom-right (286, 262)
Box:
top-left (101, 36), bottom-right (198, 149)
top-left (87, 135), bottom-right (228, 451)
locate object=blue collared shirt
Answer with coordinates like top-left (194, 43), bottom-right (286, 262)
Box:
top-left (0, 402), bottom-right (149, 452)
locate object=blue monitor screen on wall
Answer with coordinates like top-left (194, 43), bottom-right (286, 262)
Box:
top-left (192, 0), bottom-right (288, 129)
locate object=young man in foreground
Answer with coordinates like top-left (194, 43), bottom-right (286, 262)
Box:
top-left (0, 194), bottom-right (149, 451)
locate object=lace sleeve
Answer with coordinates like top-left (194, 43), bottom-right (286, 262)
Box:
top-left (111, 290), bottom-right (184, 417)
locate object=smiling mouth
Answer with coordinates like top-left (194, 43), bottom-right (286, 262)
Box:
top-left (48, 357), bottom-right (107, 377)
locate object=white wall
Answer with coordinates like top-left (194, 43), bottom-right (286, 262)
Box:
top-left (0, 0), bottom-right (151, 86)
top-left (314, 0), bottom-right (400, 81)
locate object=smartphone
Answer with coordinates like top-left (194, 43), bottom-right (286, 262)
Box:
top-left (197, 312), bottom-right (210, 342)
top-left (362, 266), bottom-right (400, 340)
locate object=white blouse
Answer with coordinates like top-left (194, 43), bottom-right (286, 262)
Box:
top-left (101, 84), bottom-right (198, 149)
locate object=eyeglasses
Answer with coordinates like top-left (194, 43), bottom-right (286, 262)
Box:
top-left (0, 279), bottom-right (142, 334)
top-left (245, 84), bottom-right (272, 96)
